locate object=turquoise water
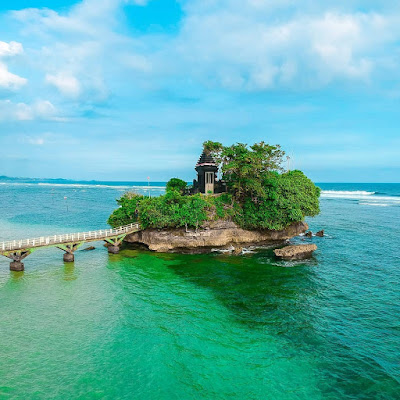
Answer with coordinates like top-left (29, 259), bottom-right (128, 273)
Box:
top-left (0, 181), bottom-right (399, 399)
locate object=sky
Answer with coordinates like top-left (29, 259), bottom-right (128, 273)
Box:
top-left (0, 0), bottom-right (399, 182)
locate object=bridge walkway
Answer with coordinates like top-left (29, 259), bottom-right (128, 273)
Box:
top-left (0, 223), bottom-right (141, 271)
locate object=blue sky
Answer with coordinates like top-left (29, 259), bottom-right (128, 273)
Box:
top-left (0, 0), bottom-right (399, 182)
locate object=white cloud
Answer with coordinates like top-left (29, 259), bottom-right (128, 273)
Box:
top-left (171, 5), bottom-right (400, 90)
top-left (0, 41), bottom-right (24, 57)
top-left (0, 99), bottom-right (64, 121)
top-left (18, 132), bottom-right (66, 146)
top-left (5, 0), bottom-right (400, 105)
top-left (10, 1), bottom-right (135, 101)
top-left (24, 136), bottom-right (46, 145)
top-left (0, 62), bottom-right (27, 89)
top-left (0, 41), bottom-right (27, 90)
top-left (46, 73), bottom-right (81, 98)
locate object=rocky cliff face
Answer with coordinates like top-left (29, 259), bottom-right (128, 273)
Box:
top-left (124, 220), bottom-right (308, 253)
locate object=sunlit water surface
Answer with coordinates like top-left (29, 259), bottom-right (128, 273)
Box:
top-left (0, 181), bottom-right (399, 399)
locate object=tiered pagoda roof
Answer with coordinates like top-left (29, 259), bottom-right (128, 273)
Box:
top-left (195, 152), bottom-right (217, 167)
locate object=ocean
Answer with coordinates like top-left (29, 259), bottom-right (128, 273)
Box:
top-left (0, 180), bottom-right (399, 399)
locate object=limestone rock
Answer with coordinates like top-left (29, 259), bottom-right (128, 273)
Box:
top-left (232, 246), bottom-right (243, 255)
top-left (125, 220), bottom-right (308, 253)
top-left (274, 244), bottom-right (317, 260)
top-left (316, 230), bottom-right (324, 237)
top-left (305, 231), bottom-right (313, 238)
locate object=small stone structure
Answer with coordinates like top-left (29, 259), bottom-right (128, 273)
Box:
top-left (274, 244), bottom-right (317, 260)
top-left (190, 151), bottom-right (227, 195)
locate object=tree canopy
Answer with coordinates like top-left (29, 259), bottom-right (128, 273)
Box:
top-left (166, 178), bottom-right (187, 194)
top-left (203, 140), bottom-right (286, 201)
top-left (108, 141), bottom-right (320, 231)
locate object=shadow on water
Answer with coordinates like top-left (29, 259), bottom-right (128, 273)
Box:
top-left (175, 250), bottom-right (400, 399)
top-left (63, 263), bottom-right (77, 281)
top-left (109, 247), bottom-right (400, 399)
top-left (9, 270), bottom-right (25, 282)
top-left (163, 249), bottom-right (320, 334)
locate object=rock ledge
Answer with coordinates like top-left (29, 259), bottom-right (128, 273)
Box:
top-left (125, 220), bottom-right (308, 253)
top-left (274, 244), bottom-right (317, 260)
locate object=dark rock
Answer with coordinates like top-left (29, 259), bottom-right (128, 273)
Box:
top-left (108, 245), bottom-right (120, 254)
top-left (83, 246), bottom-right (96, 251)
top-left (305, 231), bottom-right (313, 238)
top-left (274, 244), bottom-right (317, 261)
top-left (316, 230), bottom-right (324, 237)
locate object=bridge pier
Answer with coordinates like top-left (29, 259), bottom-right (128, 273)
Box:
top-left (108, 245), bottom-right (120, 254)
top-left (0, 223), bottom-right (140, 271)
top-left (63, 252), bottom-right (75, 262)
top-left (56, 243), bottom-right (83, 263)
top-left (10, 260), bottom-right (24, 271)
top-left (5, 250), bottom-right (32, 271)
top-left (105, 234), bottom-right (127, 254)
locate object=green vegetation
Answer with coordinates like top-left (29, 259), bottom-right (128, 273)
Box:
top-left (165, 178), bottom-right (187, 194)
top-left (108, 189), bottom-right (234, 231)
top-left (108, 141), bottom-right (320, 231)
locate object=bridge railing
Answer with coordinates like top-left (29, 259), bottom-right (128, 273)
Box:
top-left (0, 223), bottom-right (140, 252)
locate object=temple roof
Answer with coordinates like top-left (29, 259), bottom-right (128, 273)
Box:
top-left (195, 151), bottom-right (217, 167)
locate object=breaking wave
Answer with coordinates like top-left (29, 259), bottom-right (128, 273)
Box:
top-left (321, 190), bottom-right (400, 207)
top-left (321, 190), bottom-right (375, 197)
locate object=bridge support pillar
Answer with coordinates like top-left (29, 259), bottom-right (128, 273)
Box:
top-left (63, 252), bottom-right (75, 262)
top-left (57, 243), bottom-right (83, 263)
top-left (3, 250), bottom-right (32, 271)
top-left (105, 234), bottom-right (127, 255)
top-left (108, 245), bottom-right (120, 254)
top-left (10, 261), bottom-right (24, 271)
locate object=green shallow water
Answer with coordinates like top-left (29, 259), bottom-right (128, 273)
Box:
top-left (0, 182), bottom-right (399, 399)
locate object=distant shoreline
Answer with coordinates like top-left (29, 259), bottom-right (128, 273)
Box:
top-left (1, 176), bottom-right (399, 185)
top-left (0, 176), bottom-right (168, 187)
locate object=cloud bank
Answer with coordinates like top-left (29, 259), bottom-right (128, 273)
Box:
top-left (0, 0), bottom-right (400, 181)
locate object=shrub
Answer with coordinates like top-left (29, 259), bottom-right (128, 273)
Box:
top-left (166, 178), bottom-right (187, 194)
top-left (234, 170), bottom-right (320, 230)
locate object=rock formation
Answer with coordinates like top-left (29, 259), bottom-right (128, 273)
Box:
top-left (273, 244), bottom-right (317, 260)
top-left (83, 246), bottom-right (96, 251)
top-left (124, 220), bottom-right (308, 253)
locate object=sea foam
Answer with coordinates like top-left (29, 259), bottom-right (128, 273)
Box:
top-left (320, 190), bottom-right (399, 207)
top-left (321, 190), bottom-right (375, 197)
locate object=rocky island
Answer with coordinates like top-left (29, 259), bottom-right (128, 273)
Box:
top-left (125, 220), bottom-right (308, 253)
top-left (108, 141), bottom-right (320, 254)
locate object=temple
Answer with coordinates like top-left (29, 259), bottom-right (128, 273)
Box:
top-left (191, 151), bottom-right (227, 195)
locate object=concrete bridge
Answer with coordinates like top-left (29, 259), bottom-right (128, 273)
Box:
top-left (0, 223), bottom-right (141, 271)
